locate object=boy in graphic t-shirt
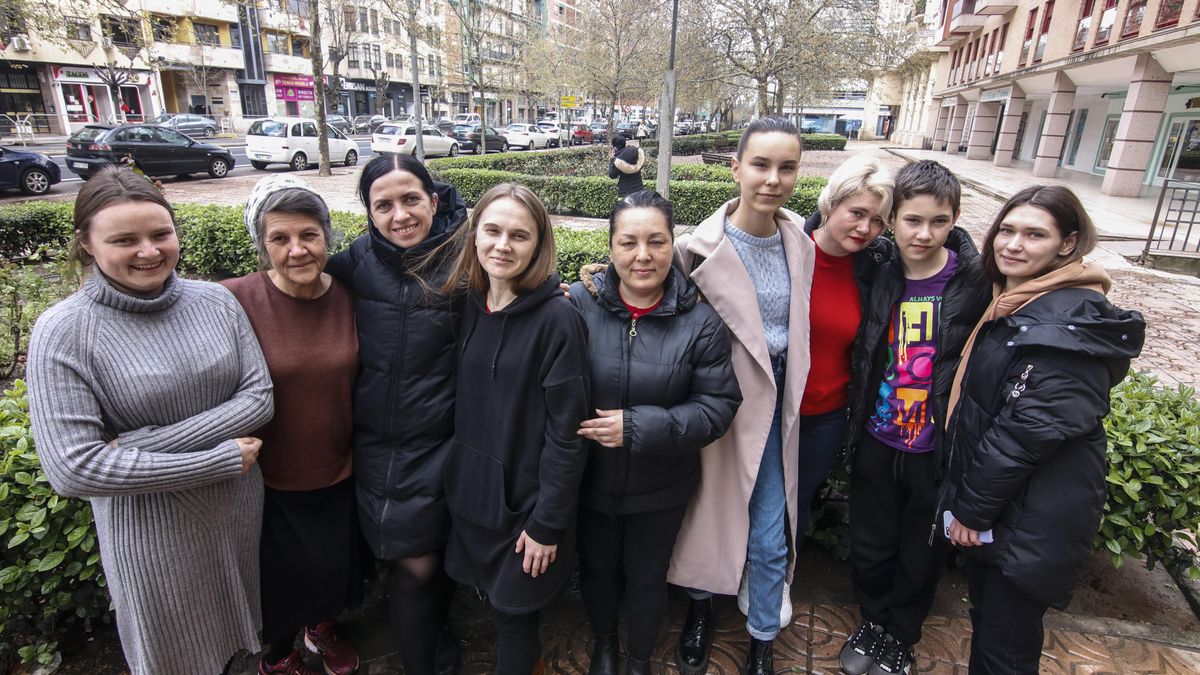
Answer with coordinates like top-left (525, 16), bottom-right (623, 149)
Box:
top-left (838, 161), bottom-right (992, 675)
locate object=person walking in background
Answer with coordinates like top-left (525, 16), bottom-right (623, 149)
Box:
top-left (325, 154), bottom-right (469, 675)
top-left (569, 191), bottom-right (742, 675)
top-left (669, 116), bottom-right (815, 675)
top-left (223, 175), bottom-right (363, 675)
top-left (838, 161), bottom-right (990, 675)
top-left (442, 183), bottom-right (590, 675)
top-left (942, 185), bottom-right (1144, 673)
top-left (609, 135), bottom-right (645, 198)
top-left (26, 166), bottom-right (273, 675)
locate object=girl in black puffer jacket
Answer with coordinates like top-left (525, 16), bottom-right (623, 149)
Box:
top-left (569, 191), bottom-right (742, 675)
top-left (942, 185), bottom-right (1145, 674)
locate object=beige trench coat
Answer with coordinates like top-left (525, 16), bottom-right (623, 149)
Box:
top-left (666, 198), bottom-right (815, 596)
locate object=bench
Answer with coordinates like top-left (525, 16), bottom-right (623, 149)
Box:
top-left (700, 152), bottom-right (733, 166)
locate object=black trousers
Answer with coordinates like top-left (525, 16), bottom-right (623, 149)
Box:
top-left (492, 607), bottom-right (541, 675)
top-left (577, 505), bottom-right (688, 660)
top-left (849, 432), bottom-right (947, 646)
top-left (966, 560), bottom-right (1048, 674)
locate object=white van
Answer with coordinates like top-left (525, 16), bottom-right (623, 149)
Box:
top-left (452, 113), bottom-right (481, 126)
top-left (246, 117), bottom-right (358, 171)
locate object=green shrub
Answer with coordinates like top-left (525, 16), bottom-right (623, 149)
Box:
top-left (0, 380), bottom-right (111, 670)
top-left (428, 145), bottom-right (612, 176)
top-left (0, 202), bottom-right (74, 261)
top-left (642, 133), bottom-right (734, 156)
top-left (0, 262), bottom-right (73, 381)
top-left (670, 164), bottom-right (733, 182)
top-left (802, 134), bottom-right (849, 151)
top-left (554, 228), bottom-right (610, 284)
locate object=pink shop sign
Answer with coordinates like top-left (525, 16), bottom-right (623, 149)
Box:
top-left (275, 85), bottom-right (314, 101)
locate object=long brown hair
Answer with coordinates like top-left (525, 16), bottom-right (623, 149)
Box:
top-left (443, 183), bottom-right (557, 295)
top-left (70, 166), bottom-right (175, 269)
top-left (980, 185), bottom-right (1097, 284)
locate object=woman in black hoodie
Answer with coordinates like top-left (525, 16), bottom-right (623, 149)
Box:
top-left (325, 154), bottom-right (468, 675)
top-left (442, 183), bottom-right (590, 675)
top-left (569, 191), bottom-right (742, 675)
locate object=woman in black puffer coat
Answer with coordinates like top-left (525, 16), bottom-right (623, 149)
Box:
top-left (569, 191), bottom-right (742, 675)
top-left (325, 154), bottom-right (468, 675)
top-left (608, 135), bottom-right (645, 198)
top-left (941, 186), bottom-right (1145, 674)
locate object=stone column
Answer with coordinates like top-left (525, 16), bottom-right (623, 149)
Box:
top-left (1032, 72), bottom-right (1077, 177)
top-left (966, 101), bottom-right (1002, 160)
top-left (945, 97), bottom-right (968, 155)
top-left (930, 99), bottom-right (947, 150)
top-left (993, 85), bottom-right (1026, 167)
top-left (1102, 53), bottom-right (1172, 197)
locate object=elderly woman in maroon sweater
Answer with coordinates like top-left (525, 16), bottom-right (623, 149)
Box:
top-left (222, 175), bottom-right (362, 675)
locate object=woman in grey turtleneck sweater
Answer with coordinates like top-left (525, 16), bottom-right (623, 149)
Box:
top-left (26, 166), bottom-right (273, 675)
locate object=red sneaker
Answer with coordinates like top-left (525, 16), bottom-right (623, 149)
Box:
top-left (304, 621), bottom-right (360, 675)
top-left (259, 651), bottom-right (322, 675)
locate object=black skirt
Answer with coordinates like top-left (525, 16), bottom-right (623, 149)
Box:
top-left (260, 477), bottom-right (366, 643)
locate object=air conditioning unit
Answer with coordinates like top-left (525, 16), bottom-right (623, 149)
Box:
top-left (11, 35), bottom-right (31, 51)
top-left (101, 37), bottom-right (114, 49)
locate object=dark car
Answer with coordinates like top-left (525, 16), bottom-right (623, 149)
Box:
top-left (65, 124), bottom-right (235, 180)
top-left (151, 113), bottom-right (219, 138)
top-left (431, 117), bottom-right (456, 135)
top-left (590, 123), bottom-right (609, 144)
top-left (352, 115), bottom-right (388, 133)
top-left (0, 145), bottom-right (61, 195)
top-left (326, 114), bottom-right (353, 135)
top-left (450, 124), bottom-right (507, 154)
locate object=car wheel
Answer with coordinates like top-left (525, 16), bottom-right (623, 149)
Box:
top-left (208, 157), bottom-right (230, 178)
top-left (204, 128), bottom-right (215, 138)
top-left (251, 160), bottom-right (269, 170)
top-left (528, 141), bottom-right (535, 151)
top-left (344, 150), bottom-right (358, 167)
top-left (474, 144), bottom-right (483, 155)
top-left (291, 153), bottom-right (309, 171)
top-left (449, 144), bottom-right (459, 157)
top-left (19, 168), bottom-right (51, 195)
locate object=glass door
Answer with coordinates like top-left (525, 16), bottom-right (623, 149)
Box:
top-left (1152, 116), bottom-right (1200, 185)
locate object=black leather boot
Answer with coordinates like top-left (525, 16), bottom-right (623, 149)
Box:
top-left (625, 656), bottom-right (650, 675)
top-left (744, 638), bottom-right (773, 675)
top-left (676, 597), bottom-right (714, 674)
top-left (435, 624), bottom-right (462, 675)
top-left (588, 633), bottom-right (619, 675)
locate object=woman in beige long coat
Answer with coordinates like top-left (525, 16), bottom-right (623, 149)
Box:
top-left (668, 117), bottom-right (815, 675)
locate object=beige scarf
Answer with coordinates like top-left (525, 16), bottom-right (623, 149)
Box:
top-left (944, 260), bottom-right (1112, 429)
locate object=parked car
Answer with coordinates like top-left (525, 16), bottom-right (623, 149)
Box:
top-left (590, 123), bottom-right (609, 144)
top-left (352, 114), bottom-right (388, 133)
top-left (151, 113), bottom-right (219, 139)
top-left (450, 124), bottom-right (507, 154)
top-left (431, 117), bottom-right (457, 135)
top-left (673, 122), bottom-right (691, 136)
top-left (536, 121), bottom-right (570, 147)
top-left (569, 122), bottom-right (594, 145)
top-left (453, 113), bottom-right (481, 126)
top-left (246, 117), bottom-right (358, 170)
top-left (0, 145), bottom-right (61, 195)
top-left (503, 123), bottom-right (551, 150)
top-left (372, 124), bottom-right (460, 157)
top-left (66, 124), bottom-right (235, 180)
top-left (615, 122), bottom-right (649, 140)
top-left (326, 114), bottom-right (353, 135)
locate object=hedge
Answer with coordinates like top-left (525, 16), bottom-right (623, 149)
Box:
top-left (0, 202), bottom-right (74, 260)
top-left (643, 132), bottom-right (847, 155)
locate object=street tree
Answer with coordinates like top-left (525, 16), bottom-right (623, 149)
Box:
top-left (307, 0), bottom-right (332, 175)
top-left (445, 0), bottom-right (527, 133)
top-left (571, 0), bottom-right (667, 132)
top-left (382, 0), bottom-right (440, 159)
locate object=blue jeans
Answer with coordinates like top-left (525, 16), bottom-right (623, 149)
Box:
top-left (794, 408), bottom-right (849, 551)
top-left (744, 381), bottom-right (787, 641)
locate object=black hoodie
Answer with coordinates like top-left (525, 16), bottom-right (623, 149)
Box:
top-left (325, 182), bottom-right (468, 560)
top-left (942, 287), bottom-right (1145, 609)
top-left (443, 274), bottom-right (590, 613)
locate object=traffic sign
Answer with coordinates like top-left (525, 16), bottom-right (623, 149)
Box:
top-left (560, 95), bottom-right (579, 109)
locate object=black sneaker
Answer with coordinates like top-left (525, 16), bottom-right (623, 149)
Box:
top-left (838, 621), bottom-right (884, 675)
top-left (868, 634), bottom-right (914, 675)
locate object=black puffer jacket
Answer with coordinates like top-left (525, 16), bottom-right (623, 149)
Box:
top-left (608, 146), bottom-right (646, 198)
top-left (942, 287), bottom-right (1145, 608)
top-left (325, 183), bottom-right (468, 560)
top-left (568, 264), bottom-right (742, 515)
top-left (845, 227), bottom-right (991, 464)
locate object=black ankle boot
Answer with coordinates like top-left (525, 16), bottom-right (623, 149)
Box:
top-left (625, 656), bottom-right (650, 675)
top-left (676, 597), bottom-right (714, 674)
top-left (744, 638), bottom-right (773, 675)
top-left (588, 633), bottom-right (619, 675)
top-left (435, 624), bottom-right (462, 675)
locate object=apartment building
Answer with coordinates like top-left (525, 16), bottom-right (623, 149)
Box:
top-left (886, 0), bottom-right (1200, 197)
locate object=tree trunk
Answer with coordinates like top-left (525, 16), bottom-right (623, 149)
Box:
top-left (406, 0), bottom-right (425, 160)
top-left (756, 79), bottom-right (769, 119)
top-left (309, 0), bottom-right (331, 176)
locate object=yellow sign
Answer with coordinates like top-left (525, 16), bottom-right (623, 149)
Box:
top-left (560, 95), bottom-right (579, 109)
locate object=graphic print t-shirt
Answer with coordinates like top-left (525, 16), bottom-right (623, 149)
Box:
top-left (867, 250), bottom-right (958, 453)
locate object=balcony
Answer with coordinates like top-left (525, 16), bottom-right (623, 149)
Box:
top-left (975, 0), bottom-right (1017, 15)
top-left (157, 42), bottom-right (245, 70)
top-left (949, 0), bottom-right (988, 34)
top-left (264, 52), bottom-right (312, 74)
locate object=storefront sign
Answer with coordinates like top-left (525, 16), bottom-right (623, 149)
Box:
top-left (53, 66), bottom-right (148, 85)
top-left (273, 75), bottom-right (314, 88)
top-left (274, 74), bottom-right (314, 102)
top-left (980, 86), bottom-right (1012, 104)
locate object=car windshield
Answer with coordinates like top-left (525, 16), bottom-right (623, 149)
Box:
top-left (353, 116), bottom-right (371, 123)
top-left (376, 125), bottom-right (404, 135)
top-left (453, 124), bottom-right (473, 133)
top-left (507, 125), bottom-right (526, 131)
top-left (248, 120), bottom-right (287, 137)
top-left (70, 127), bottom-right (109, 142)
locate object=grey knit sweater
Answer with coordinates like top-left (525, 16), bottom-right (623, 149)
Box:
top-left (27, 271), bottom-right (274, 675)
top-left (724, 217), bottom-right (791, 357)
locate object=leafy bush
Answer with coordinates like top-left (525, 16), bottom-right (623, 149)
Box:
top-left (0, 381), bottom-right (111, 670)
top-left (642, 133), bottom-right (734, 155)
top-left (0, 262), bottom-right (73, 381)
top-left (554, 228), bottom-right (610, 284)
top-left (0, 202), bottom-right (74, 261)
top-left (428, 145), bottom-right (613, 176)
top-left (802, 134), bottom-right (849, 151)
top-left (1100, 371), bottom-right (1200, 577)
top-left (671, 164), bottom-right (734, 182)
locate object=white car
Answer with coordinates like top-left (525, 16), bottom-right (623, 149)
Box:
top-left (372, 124), bottom-right (460, 157)
top-left (503, 124), bottom-right (551, 150)
top-left (536, 121), bottom-right (569, 147)
top-left (246, 117), bottom-right (358, 170)
top-left (453, 113), bottom-right (481, 126)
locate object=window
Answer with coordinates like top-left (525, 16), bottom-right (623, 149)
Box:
top-left (302, 122), bottom-right (318, 137)
top-left (1095, 0), bottom-right (1118, 44)
top-left (348, 44), bottom-right (360, 67)
top-left (1019, 8), bottom-right (1037, 65)
top-left (1066, 108), bottom-right (1088, 164)
top-left (371, 9), bottom-right (379, 33)
top-left (156, 128), bottom-right (191, 146)
top-left (984, 30), bottom-right (997, 75)
top-left (1121, 0), bottom-right (1146, 37)
top-left (1073, 0), bottom-right (1094, 51)
top-left (65, 17), bottom-right (92, 42)
top-left (359, 8), bottom-right (369, 33)
top-left (150, 15), bottom-right (175, 42)
top-left (194, 23), bottom-right (220, 46)
top-left (230, 24), bottom-right (242, 48)
top-left (343, 7), bottom-right (357, 31)
top-left (373, 44), bottom-right (382, 70)
top-left (0, 7), bottom-right (26, 38)
top-left (1096, 116), bottom-right (1120, 169)
top-left (387, 52), bottom-right (394, 68)
top-left (102, 15), bottom-right (140, 47)
top-left (292, 37), bottom-right (306, 57)
top-left (1034, 1), bottom-right (1054, 63)
top-left (117, 127), bottom-right (156, 143)
top-left (383, 18), bottom-right (391, 33)
top-left (1156, 0), bottom-right (1183, 27)
top-left (266, 32), bottom-right (290, 54)
top-left (428, 53), bottom-right (436, 75)
top-left (241, 86), bottom-right (269, 117)
top-left (285, 0), bottom-right (304, 15)
top-left (994, 23), bottom-right (1008, 73)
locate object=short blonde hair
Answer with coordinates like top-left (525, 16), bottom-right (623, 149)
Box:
top-left (817, 155), bottom-right (894, 222)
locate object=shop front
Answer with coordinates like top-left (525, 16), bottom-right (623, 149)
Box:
top-left (272, 74), bottom-right (315, 117)
top-left (0, 61), bottom-right (52, 133)
top-left (53, 66), bottom-right (158, 132)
